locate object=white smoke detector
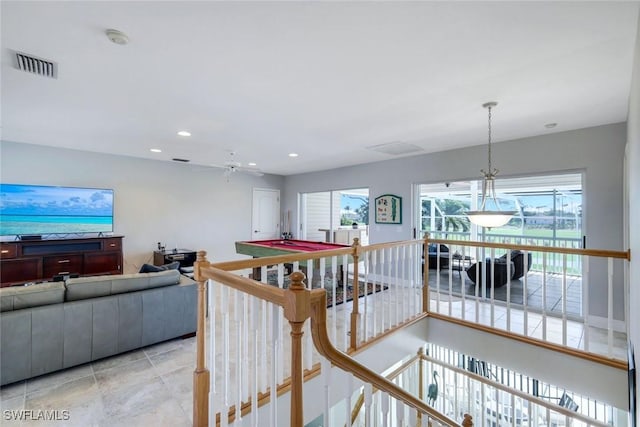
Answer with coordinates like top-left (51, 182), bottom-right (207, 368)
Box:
top-left (105, 29), bottom-right (129, 45)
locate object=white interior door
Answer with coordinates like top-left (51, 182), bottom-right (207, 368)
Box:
top-left (252, 188), bottom-right (280, 240)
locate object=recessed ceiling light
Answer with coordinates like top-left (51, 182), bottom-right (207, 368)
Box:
top-left (177, 131), bottom-right (191, 137)
top-left (288, 153), bottom-right (299, 158)
top-left (150, 148), bottom-right (162, 153)
top-left (248, 162), bottom-right (257, 166)
top-left (545, 123), bottom-right (557, 129)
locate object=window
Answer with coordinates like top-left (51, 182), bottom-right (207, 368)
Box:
top-left (300, 188), bottom-right (369, 245)
top-left (417, 173), bottom-right (583, 248)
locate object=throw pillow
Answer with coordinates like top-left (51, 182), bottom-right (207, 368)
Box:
top-left (139, 261), bottom-right (180, 273)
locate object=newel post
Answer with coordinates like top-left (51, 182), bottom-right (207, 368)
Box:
top-left (423, 233), bottom-right (430, 314)
top-left (193, 251), bottom-right (210, 427)
top-left (417, 347), bottom-right (425, 424)
top-left (350, 237), bottom-right (361, 351)
top-left (283, 271), bottom-right (311, 427)
top-left (462, 413), bottom-right (474, 427)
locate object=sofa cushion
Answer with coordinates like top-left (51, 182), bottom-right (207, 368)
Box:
top-left (65, 270), bottom-right (181, 301)
top-left (0, 282), bottom-right (66, 312)
top-left (139, 261), bottom-right (180, 273)
top-left (65, 276), bottom-right (113, 301)
top-left (146, 270), bottom-right (181, 289)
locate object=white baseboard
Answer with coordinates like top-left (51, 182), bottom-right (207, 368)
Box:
top-left (588, 315), bottom-right (626, 333)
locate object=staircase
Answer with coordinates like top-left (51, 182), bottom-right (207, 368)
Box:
top-left (191, 236), bottom-right (631, 426)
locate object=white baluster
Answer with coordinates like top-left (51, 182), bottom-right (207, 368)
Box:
top-left (381, 392), bottom-right (389, 427)
top-left (251, 297), bottom-right (259, 427)
top-left (235, 290), bottom-right (243, 422)
top-left (364, 383), bottom-right (373, 427)
top-left (242, 293), bottom-right (249, 402)
top-left (277, 265), bottom-right (285, 384)
top-left (331, 256), bottom-right (338, 345)
top-left (523, 250), bottom-right (529, 337)
top-left (461, 245), bottom-right (467, 321)
top-left (583, 255), bottom-right (590, 352)
top-left (608, 257), bottom-right (614, 357)
top-left (490, 248), bottom-right (496, 327)
top-left (372, 250), bottom-right (379, 339)
top-left (221, 286), bottom-right (230, 427)
top-left (343, 254), bottom-right (349, 351)
top-left (208, 281), bottom-right (216, 427)
top-left (322, 358), bottom-right (332, 427)
top-left (270, 303), bottom-right (279, 427)
top-left (361, 251), bottom-right (368, 341)
top-left (448, 248), bottom-right (453, 317)
top-left (395, 399), bottom-right (404, 427)
top-left (506, 249), bottom-right (512, 332)
top-left (562, 254), bottom-right (568, 346)
top-left (394, 246), bottom-right (400, 326)
top-left (475, 246), bottom-right (481, 323)
top-left (542, 252), bottom-right (547, 341)
top-left (345, 374), bottom-right (353, 427)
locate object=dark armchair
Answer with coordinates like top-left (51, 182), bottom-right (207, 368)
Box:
top-left (425, 243), bottom-right (449, 270)
top-left (499, 250), bottom-right (532, 280)
top-left (465, 258), bottom-right (515, 288)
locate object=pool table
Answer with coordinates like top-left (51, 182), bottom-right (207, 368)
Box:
top-left (235, 239), bottom-right (351, 282)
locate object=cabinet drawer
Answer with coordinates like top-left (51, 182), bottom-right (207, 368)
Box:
top-left (0, 244), bottom-right (17, 259)
top-left (43, 255), bottom-right (83, 277)
top-left (0, 258), bottom-right (42, 285)
top-left (103, 238), bottom-right (122, 251)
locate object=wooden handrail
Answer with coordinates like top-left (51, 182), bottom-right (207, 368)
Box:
top-left (421, 353), bottom-right (609, 427)
top-left (346, 352), bottom-right (422, 426)
top-left (308, 285), bottom-right (459, 426)
top-left (199, 264), bottom-right (287, 306)
top-left (212, 236), bottom-right (629, 274)
top-left (428, 236), bottom-right (630, 260)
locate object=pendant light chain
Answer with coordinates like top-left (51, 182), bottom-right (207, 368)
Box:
top-left (481, 101), bottom-right (498, 179)
top-left (487, 104), bottom-right (493, 175)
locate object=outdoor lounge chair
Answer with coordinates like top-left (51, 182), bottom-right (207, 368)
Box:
top-left (465, 258), bottom-right (515, 288)
top-left (498, 250), bottom-right (533, 280)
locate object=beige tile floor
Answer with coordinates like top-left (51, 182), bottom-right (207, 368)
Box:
top-left (0, 338), bottom-right (196, 426)
top-left (0, 285), bottom-right (627, 427)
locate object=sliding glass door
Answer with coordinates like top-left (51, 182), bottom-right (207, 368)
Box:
top-left (299, 188), bottom-right (369, 245)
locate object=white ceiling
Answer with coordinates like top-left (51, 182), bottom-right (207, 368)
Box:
top-left (2, 1), bottom-right (638, 176)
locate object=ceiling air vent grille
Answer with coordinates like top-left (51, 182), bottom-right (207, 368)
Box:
top-left (366, 141), bottom-right (424, 156)
top-left (14, 51), bottom-right (57, 78)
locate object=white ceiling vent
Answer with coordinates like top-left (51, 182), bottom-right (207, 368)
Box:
top-left (366, 141), bottom-right (424, 156)
top-left (14, 51), bottom-right (57, 78)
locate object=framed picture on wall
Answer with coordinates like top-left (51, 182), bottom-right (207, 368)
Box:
top-left (374, 194), bottom-right (402, 224)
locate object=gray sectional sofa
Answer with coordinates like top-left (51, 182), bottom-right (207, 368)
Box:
top-left (0, 269), bottom-right (197, 386)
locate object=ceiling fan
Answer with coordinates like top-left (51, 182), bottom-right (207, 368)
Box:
top-left (212, 151), bottom-right (264, 181)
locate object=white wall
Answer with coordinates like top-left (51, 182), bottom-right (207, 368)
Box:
top-left (283, 123), bottom-right (627, 320)
top-left (626, 8), bottom-right (640, 427)
top-left (0, 141), bottom-right (285, 272)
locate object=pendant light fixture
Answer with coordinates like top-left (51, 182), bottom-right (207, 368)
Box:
top-left (466, 102), bottom-right (516, 228)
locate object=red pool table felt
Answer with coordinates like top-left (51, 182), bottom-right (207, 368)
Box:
top-left (237, 239), bottom-right (349, 255)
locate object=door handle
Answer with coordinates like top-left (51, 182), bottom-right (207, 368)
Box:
top-left (254, 230), bottom-right (259, 233)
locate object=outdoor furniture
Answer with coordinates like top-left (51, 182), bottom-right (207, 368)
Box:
top-left (465, 258), bottom-right (515, 288)
top-left (498, 250), bottom-right (533, 280)
top-left (426, 244), bottom-right (449, 270)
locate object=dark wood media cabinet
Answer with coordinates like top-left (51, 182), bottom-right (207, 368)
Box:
top-left (0, 236), bottom-right (124, 287)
